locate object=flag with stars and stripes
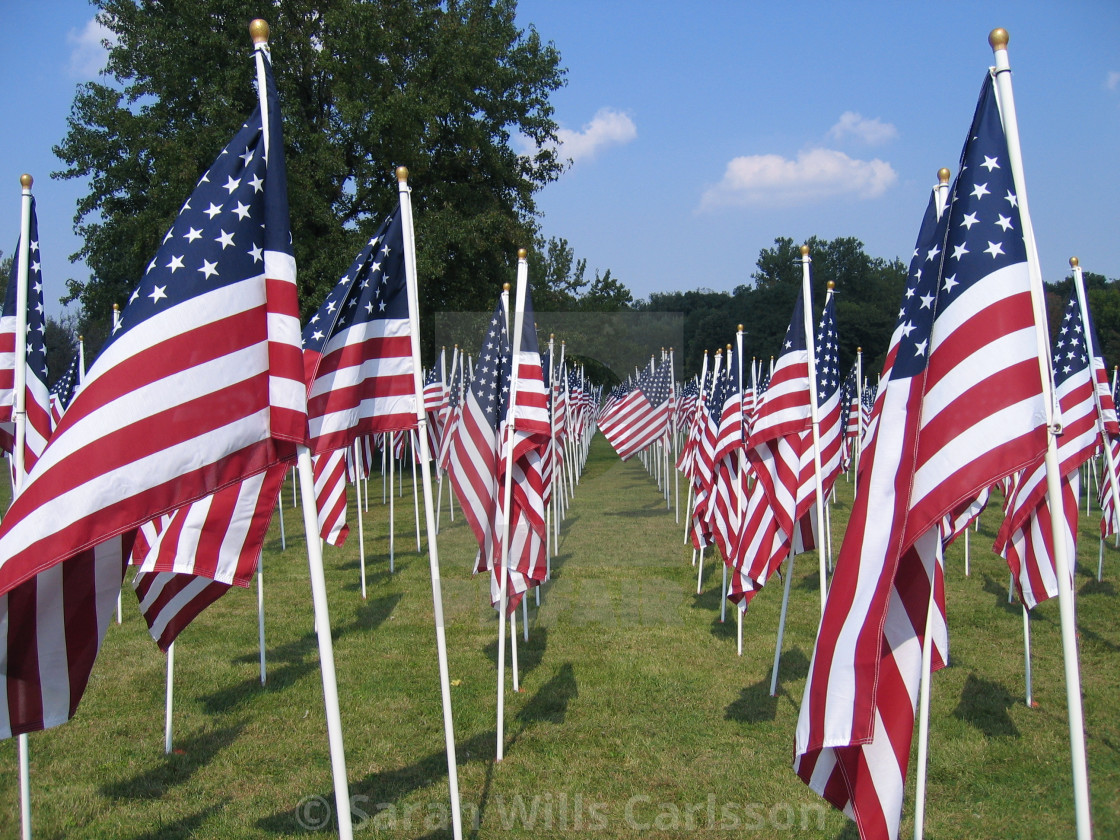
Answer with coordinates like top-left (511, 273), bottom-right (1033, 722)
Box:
top-left (598, 357), bottom-right (674, 461)
top-left (49, 348), bottom-right (83, 428)
top-left (301, 207), bottom-right (417, 544)
top-left (995, 285), bottom-right (1101, 608)
top-left (0, 199), bottom-right (53, 471)
top-left (303, 208), bottom-right (417, 453)
top-left (810, 292), bottom-right (844, 496)
top-left (795, 72), bottom-right (1048, 840)
top-left (0, 45), bottom-right (304, 740)
top-left (446, 291), bottom-right (548, 613)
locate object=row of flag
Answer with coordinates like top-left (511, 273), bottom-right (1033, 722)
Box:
top-left (615, 36), bottom-right (1113, 840)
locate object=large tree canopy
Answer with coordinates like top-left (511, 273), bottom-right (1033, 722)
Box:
top-left (54, 0), bottom-right (566, 359)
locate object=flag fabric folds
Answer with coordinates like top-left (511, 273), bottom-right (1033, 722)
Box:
top-left (131, 464), bottom-right (286, 650)
top-left (301, 208), bottom-right (417, 544)
top-left (995, 286), bottom-right (1101, 608)
top-left (446, 285), bottom-right (549, 614)
top-left (598, 358), bottom-right (673, 461)
top-left (0, 200), bottom-right (53, 470)
top-left (0, 47), bottom-right (303, 738)
top-left (794, 72), bottom-right (1048, 840)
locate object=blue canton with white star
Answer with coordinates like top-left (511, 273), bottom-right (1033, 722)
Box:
top-left (469, 298), bottom-right (512, 430)
top-left (3, 200), bottom-right (48, 382)
top-left (815, 295), bottom-right (840, 401)
top-left (1053, 288), bottom-right (1089, 388)
top-left (108, 50), bottom-right (292, 351)
top-left (303, 210), bottom-right (407, 351)
top-left (892, 72), bottom-right (1026, 381)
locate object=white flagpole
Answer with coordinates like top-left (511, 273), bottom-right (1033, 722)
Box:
top-left (771, 270), bottom-right (835, 686)
top-left (546, 334), bottom-right (555, 566)
top-left (252, 20), bottom-right (353, 838)
top-left (388, 431), bottom-right (396, 573)
top-left (257, 554), bottom-right (267, 685)
top-left (733, 329), bottom-right (746, 648)
top-left (684, 350), bottom-right (710, 545)
top-left (497, 251), bottom-right (531, 761)
top-left (14, 173), bottom-right (33, 840)
top-left (853, 346), bottom-right (862, 491)
top-left (411, 430), bottom-right (422, 551)
top-left (801, 253), bottom-right (828, 617)
top-left (671, 348), bottom-right (679, 522)
top-left (990, 28), bottom-right (1090, 839)
top-left (396, 168), bottom-right (463, 839)
top-left (916, 169), bottom-right (965, 839)
top-left (164, 641), bottom-right (175, 754)
top-left (356, 439), bottom-right (367, 598)
top-left (1072, 256), bottom-right (1120, 563)
top-left (912, 567), bottom-right (937, 840)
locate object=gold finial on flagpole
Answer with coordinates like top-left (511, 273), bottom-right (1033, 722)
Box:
top-left (502, 283), bottom-right (510, 291)
top-left (737, 324), bottom-right (743, 332)
top-left (20, 174), bottom-right (32, 189)
top-left (249, 19), bottom-right (269, 44)
top-left (396, 166), bottom-right (408, 183)
top-left (800, 244), bottom-right (810, 257)
top-left (1070, 256), bottom-right (1079, 268)
top-left (857, 346), bottom-right (862, 353)
top-left (938, 168), bottom-right (951, 184)
top-left (827, 281), bottom-right (835, 290)
top-left (550, 333), bottom-right (554, 340)
top-left (989, 28), bottom-right (1009, 51)
top-left (517, 248), bottom-right (527, 260)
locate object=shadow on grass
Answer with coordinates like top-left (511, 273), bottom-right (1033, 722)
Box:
top-left (980, 573), bottom-right (1021, 615)
top-left (604, 506), bottom-right (675, 519)
top-left (725, 648), bottom-right (810, 724)
top-left (101, 723), bottom-right (247, 800)
top-left (483, 625), bottom-right (549, 680)
top-left (214, 594), bottom-right (403, 713)
top-left (124, 801), bottom-right (229, 839)
top-left (516, 662), bottom-right (577, 725)
top-left (1079, 576), bottom-right (1116, 598)
top-left (952, 673), bottom-right (1019, 737)
top-left (258, 664), bottom-right (579, 837)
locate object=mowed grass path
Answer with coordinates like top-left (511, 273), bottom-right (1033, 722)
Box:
top-left (1, 435), bottom-right (1118, 838)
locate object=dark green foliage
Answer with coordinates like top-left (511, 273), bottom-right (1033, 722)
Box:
top-left (54, 0), bottom-right (567, 365)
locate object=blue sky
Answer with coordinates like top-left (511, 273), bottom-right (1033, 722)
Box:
top-left (3, 1), bottom-right (1118, 321)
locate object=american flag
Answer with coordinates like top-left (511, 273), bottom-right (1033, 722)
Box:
top-left (598, 357), bottom-right (673, 461)
top-left (811, 291), bottom-right (844, 495)
top-left (995, 285), bottom-right (1101, 608)
top-left (303, 208), bottom-right (417, 451)
top-left (795, 72), bottom-right (1048, 840)
top-left (423, 351), bottom-right (446, 411)
top-left (302, 208), bottom-right (417, 544)
top-left (446, 286), bottom-right (548, 613)
top-left (0, 199), bottom-right (53, 471)
top-left (49, 348), bottom-right (83, 427)
top-left (0, 45), bottom-right (303, 739)
top-left (747, 288), bottom-right (812, 542)
top-left (749, 291), bottom-right (812, 448)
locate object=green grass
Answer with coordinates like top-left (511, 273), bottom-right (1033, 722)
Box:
top-left (0, 436), bottom-right (1118, 838)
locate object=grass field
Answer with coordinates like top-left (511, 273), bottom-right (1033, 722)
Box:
top-left (0, 435), bottom-right (1117, 838)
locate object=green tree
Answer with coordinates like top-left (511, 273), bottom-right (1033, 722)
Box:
top-left (54, 0), bottom-right (566, 364)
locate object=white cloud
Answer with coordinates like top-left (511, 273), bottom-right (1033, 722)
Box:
top-left (1107, 71), bottom-right (1120, 91)
top-left (67, 17), bottom-right (116, 79)
top-left (699, 148), bottom-right (897, 210)
top-left (552, 107), bottom-right (637, 164)
top-left (827, 111), bottom-right (898, 145)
